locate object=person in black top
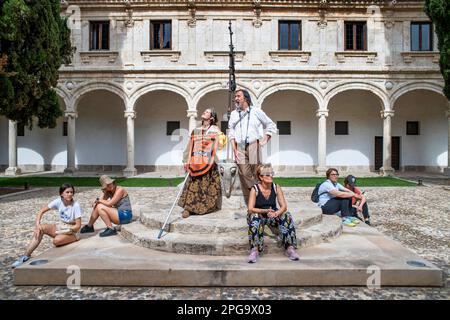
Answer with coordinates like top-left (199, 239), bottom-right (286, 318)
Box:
top-left (246, 163), bottom-right (300, 263)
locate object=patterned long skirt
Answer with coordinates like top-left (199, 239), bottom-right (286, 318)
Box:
top-left (178, 164), bottom-right (222, 215)
top-left (247, 211), bottom-right (298, 252)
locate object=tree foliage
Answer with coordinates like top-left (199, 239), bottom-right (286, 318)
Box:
top-left (424, 0), bottom-right (450, 100)
top-left (0, 0), bottom-right (73, 128)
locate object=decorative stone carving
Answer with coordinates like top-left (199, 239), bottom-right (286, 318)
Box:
top-left (316, 110), bottom-right (329, 118)
top-left (186, 110), bottom-right (197, 118)
top-left (65, 81), bottom-right (75, 91)
top-left (79, 51), bottom-right (119, 64)
top-left (252, 0), bottom-right (262, 28)
top-left (268, 51), bottom-right (311, 63)
top-left (187, 0), bottom-right (196, 28)
top-left (319, 80), bottom-right (328, 90)
top-left (384, 20), bottom-right (395, 29)
top-left (123, 0), bottom-right (134, 28)
top-left (317, 0), bottom-right (328, 28)
top-left (126, 81), bottom-right (134, 91)
top-left (140, 51), bottom-right (181, 62)
top-left (218, 161), bottom-right (239, 198)
top-left (252, 80), bottom-right (262, 90)
top-left (384, 81), bottom-right (394, 90)
top-left (380, 110), bottom-right (395, 119)
top-left (124, 110), bottom-right (136, 119)
top-left (401, 52), bottom-right (440, 64)
top-left (335, 51), bottom-right (377, 64)
top-left (64, 111), bottom-right (78, 119)
top-left (204, 51), bottom-right (245, 62)
top-left (188, 81), bottom-right (197, 90)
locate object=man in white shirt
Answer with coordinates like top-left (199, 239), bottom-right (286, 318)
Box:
top-left (228, 89), bottom-right (277, 203)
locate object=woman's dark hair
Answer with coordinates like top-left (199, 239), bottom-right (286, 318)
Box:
top-left (59, 183), bottom-right (75, 195)
top-left (207, 108), bottom-right (218, 126)
top-left (326, 168), bottom-right (339, 179)
top-left (236, 89), bottom-right (253, 106)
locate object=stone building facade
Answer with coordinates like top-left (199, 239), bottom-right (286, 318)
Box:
top-left (2, 0), bottom-right (449, 176)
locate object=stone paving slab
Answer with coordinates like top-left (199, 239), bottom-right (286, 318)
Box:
top-left (14, 223), bottom-right (442, 287)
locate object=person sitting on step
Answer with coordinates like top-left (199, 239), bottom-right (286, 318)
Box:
top-left (344, 174), bottom-right (371, 225)
top-left (246, 163), bottom-right (300, 263)
top-left (80, 175), bottom-right (133, 237)
top-left (317, 168), bottom-right (362, 227)
top-left (11, 183), bottom-right (82, 268)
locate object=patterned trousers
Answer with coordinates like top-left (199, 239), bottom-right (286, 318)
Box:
top-left (247, 211), bottom-right (298, 252)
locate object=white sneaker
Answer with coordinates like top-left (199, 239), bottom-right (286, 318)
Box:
top-left (11, 255), bottom-right (29, 268)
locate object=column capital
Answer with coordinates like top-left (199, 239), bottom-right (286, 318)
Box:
top-left (64, 111), bottom-right (78, 119)
top-left (187, 110), bottom-right (197, 118)
top-left (380, 110), bottom-right (395, 118)
top-left (316, 110), bottom-right (329, 118)
top-left (124, 110), bottom-right (136, 119)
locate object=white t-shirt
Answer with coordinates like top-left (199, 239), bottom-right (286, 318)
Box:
top-left (48, 198), bottom-right (83, 223)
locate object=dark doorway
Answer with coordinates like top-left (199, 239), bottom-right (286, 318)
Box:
top-left (374, 136), bottom-right (400, 170)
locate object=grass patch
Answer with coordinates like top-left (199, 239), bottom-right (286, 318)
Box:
top-left (0, 176), bottom-right (415, 187)
top-left (0, 177), bottom-right (185, 188)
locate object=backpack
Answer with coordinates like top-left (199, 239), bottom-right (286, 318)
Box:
top-left (311, 182), bottom-right (325, 203)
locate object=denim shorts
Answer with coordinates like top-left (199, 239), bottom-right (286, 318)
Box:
top-left (118, 209), bottom-right (133, 224)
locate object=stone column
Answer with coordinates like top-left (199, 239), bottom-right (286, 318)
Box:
top-left (316, 110), bottom-right (328, 174)
top-left (380, 110), bottom-right (395, 176)
top-left (187, 110), bottom-right (197, 134)
top-left (64, 111), bottom-right (78, 174)
top-left (123, 110), bottom-right (137, 177)
top-left (444, 110), bottom-right (450, 176)
top-left (5, 120), bottom-right (21, 176)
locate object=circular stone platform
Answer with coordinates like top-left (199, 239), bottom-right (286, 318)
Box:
top-left (120, 195), bottom-right (342, 255)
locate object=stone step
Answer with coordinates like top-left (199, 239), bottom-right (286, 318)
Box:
top-left (14, 221), bottom-right (443, 287)
top-left (120, 215), bottom-right (342, 256)
top-left (139, 202), bottom-right (323, 234)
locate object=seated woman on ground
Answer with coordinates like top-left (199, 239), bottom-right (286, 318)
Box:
top-left (11, 183), bottom-right (82, 268)
top-left (317, 168), bottom-right (362, 226)
top-left (246, 163), bottom-right (300, 263)
top-left (80, 175), bottom-right (133, 237)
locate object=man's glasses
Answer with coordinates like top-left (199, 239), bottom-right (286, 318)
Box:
top-left (330, 173), bottom-right (339, 176)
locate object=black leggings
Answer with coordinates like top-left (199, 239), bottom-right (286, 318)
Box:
top-left (321, 198), bottom-right (352, 217)
top-left (350, 202), bottom-right (370, 219)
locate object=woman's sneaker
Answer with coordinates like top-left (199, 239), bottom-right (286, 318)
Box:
top-left (348, 216), bottom-right (360, 224)
top-left (285, 246), bottom-right (300, 261)
top-left (11, 255), bottom-right (29, 268)
top-left (342, 218), bottom-right (356, 227)
top-left (80, 224), bottom-right (95, 233)
top-left (247, 248), bottom-right (259, 263)
top-left (99, 227), bottom-right (117, 237)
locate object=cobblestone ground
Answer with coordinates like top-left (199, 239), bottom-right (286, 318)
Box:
top-left (0, 185), bottom-right (449, 300)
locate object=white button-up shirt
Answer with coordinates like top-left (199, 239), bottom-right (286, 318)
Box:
top-left (228, 106), bottom-right (277, 145)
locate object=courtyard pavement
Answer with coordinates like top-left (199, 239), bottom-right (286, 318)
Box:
top-left (0, 183), bottom-right (449, 299)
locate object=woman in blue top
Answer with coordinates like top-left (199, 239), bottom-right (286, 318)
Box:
top-left (11, 183), bottom-right (82, 268)
top-left (246, 163), bottom-right (300, 263)
top-left (317, 168), bottom-right (362, 225)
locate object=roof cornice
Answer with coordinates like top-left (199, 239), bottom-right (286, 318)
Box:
top-left (61, 1), bottom-right (425, 10)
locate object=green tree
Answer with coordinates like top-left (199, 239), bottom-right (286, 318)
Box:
top-left (424, 0), bottom-right (450, 100)
top-left (0, 0), bottom-right (73, 128)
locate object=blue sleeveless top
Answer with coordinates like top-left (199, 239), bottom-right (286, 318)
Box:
top-left (253, 183), bottom-right (278, 211)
